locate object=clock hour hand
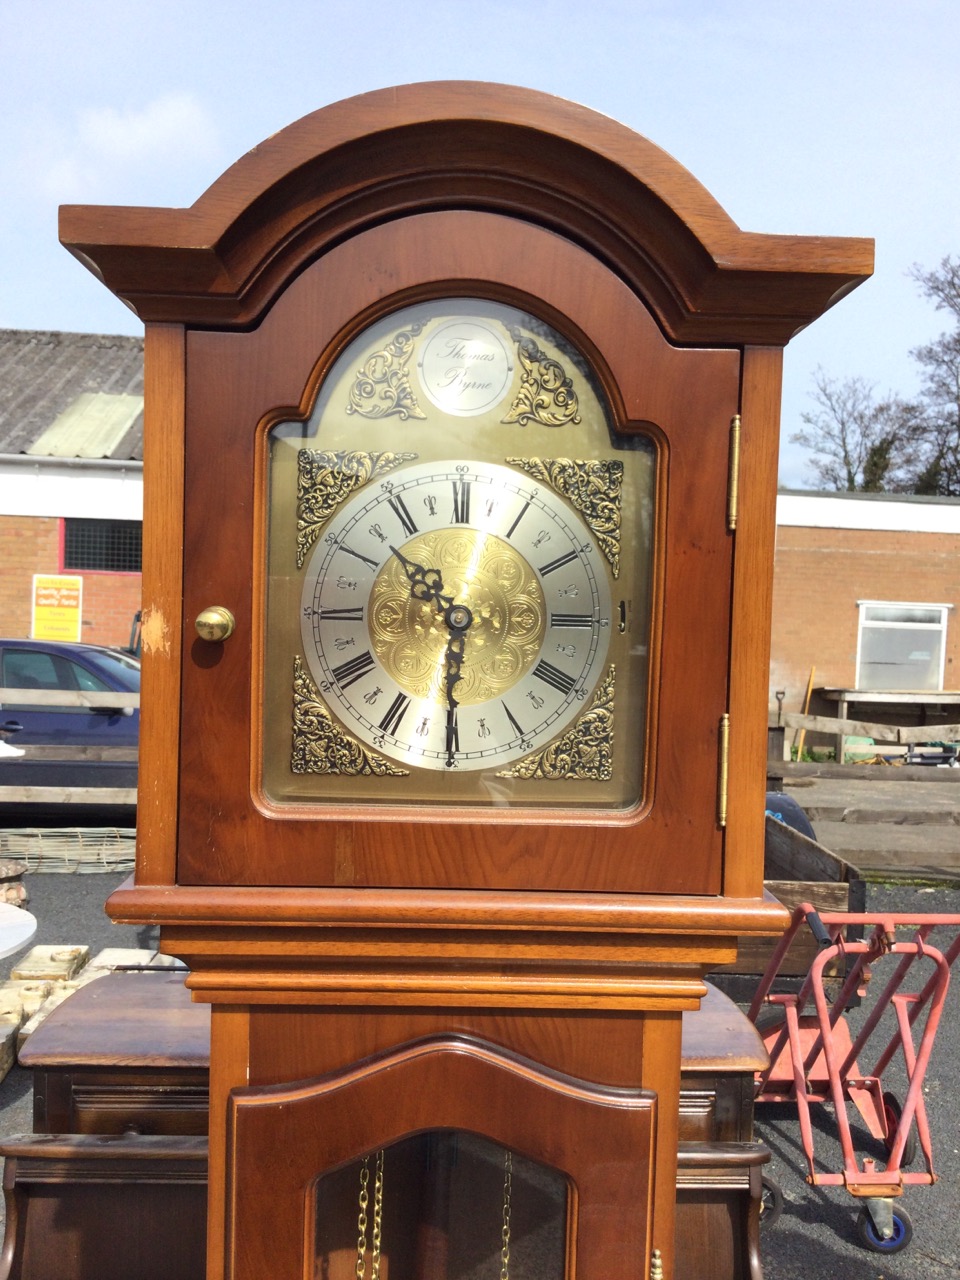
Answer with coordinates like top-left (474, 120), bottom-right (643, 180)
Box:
top-left (387, 546), bottom-right (474, 766)
top-left (389, 545), bottom-right (451, 612)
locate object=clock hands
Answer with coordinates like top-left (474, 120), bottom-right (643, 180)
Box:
top-left (389, 546), bottom-right (474, 767)
top-left (388, 546), bottom-right (449, 612)
top-left (442, 607), bottom-right (475, 767)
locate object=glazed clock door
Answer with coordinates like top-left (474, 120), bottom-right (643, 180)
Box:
top-left (177, 210), bottom-right (740, 893)
top-left (227, 1036), bottom-right (657, 1280)
top-left (262, 298), bottom-right (638, 811)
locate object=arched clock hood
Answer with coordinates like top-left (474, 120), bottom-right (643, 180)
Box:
top-left (60, 80), bottom-right (872, 343)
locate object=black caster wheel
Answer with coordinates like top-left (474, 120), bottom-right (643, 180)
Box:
top-left (759, 1174), bottom-right (783, 1229)
top-left (856, 1205), bottom-right (913, 1254)
top-left (882, 1090), bottom-right (918, 1168)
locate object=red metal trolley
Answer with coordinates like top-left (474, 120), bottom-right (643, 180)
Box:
top-left (749, 903), bottom-right (960, 1254)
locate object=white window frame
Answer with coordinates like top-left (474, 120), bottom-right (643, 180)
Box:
top-left (855, 600), bottom-right (952, 692)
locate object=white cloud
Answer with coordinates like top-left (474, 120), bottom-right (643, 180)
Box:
top-left (33, 91), bottom-right (220, 204)
top-left (78, 92), bottom-right (218, 166)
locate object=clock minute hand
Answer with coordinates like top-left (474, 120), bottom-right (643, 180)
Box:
top-left (387, 546), bottom-right (473, 766)
top-left (444, 635), bottom-right (465, 768)
top-left (442, 604), bottom-right (474, 768)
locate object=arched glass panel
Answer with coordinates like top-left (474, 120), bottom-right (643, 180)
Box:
top-left (263, 299), bottom-right (656, 814)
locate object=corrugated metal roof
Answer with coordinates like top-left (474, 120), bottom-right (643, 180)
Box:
top-left (27, 392), bottom-right (143, 458)
top-left (0, 330), bottom-right (144, 460)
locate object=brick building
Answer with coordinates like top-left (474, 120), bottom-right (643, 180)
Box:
top-left (0, 330), bottom-right (143, 648)
top-left (2, 331), bottom-right (957, 739)
top-left (771, 491), bottom-right (960, 744)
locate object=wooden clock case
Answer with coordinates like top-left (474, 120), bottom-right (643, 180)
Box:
top-left (59, 83), bottom-right (872, 1280)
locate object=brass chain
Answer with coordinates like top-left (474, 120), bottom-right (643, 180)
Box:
top-left (371, 1148), bottom-right (385, 1280)
top-left (500, 1150), bottom-right (513, 1280)
top-left (355, 1157), bottom-right (370, 1280)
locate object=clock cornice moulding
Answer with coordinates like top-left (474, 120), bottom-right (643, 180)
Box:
top-left (58, 81), bottom-right (873, 344)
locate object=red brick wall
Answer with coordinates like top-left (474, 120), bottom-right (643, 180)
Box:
top-left (0, 515), bottom-right (142, 648)
top-left (0, 515), bottom-right (61, 637)
top-left (75, 572), bottom-right (142, 648)
top-left (770, 525), bottom-right (959, 715)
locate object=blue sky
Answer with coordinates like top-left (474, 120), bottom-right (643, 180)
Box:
top-left (3, 1), bottom-right (958, 485)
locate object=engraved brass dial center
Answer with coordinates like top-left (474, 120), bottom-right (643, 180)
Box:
top-left (369, 529), bottom-right (545, 706)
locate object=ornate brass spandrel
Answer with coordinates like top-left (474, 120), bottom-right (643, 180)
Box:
top-left (502, 330), bottom-right (581, 429)
top-left (497, 665), bottom-right (615, 781)
top-left (369, 529), bottom-right (546, 705)
top-left (296, 450), bottom-right (418, 567)
top-left (345, 322), bottom-right (427, 421)
top-left (291, 655), bottom-right (409, 777)
top-left (505, 457), bottom-right (623, 578)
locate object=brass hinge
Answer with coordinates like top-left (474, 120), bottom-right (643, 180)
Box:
top-left (717, 713), bottom-right (730, 827)
top-left (726, 413), bottom-right (741, 531)
top-left (650, 1248), bottom-right (664, 1280)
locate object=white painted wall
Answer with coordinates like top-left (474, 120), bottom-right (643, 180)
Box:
top-left (0, 461), bottom-right (143, 521)
top-left (777, 491), bottom-right (960, 534)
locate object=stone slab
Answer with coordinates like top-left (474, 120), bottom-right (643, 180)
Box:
top-left (11, 945), bottom-right (89, 982)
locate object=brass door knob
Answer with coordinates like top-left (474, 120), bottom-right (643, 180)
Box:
top-left (195, 606), bottom-right (236, 642)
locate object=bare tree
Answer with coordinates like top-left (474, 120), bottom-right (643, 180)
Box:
top-left (793, 256), bottom-right (960, 494)
top-left (909, 258), bottom-right (960, 495)
top-left (790, 372), bottom-right (922, 491)
top-left (910, 255), bottom-right (960, 320)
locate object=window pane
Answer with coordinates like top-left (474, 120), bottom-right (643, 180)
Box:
top-left (864, 606), bottom-right (942, 626)
top-left (63, 519), bottom-right (142, 573)
top-left (859, 626), bottom-right (943, 690)
top-left (69, 661), bottom-right (110, 692)
top-left (2, 651), bottom-right (64, 689)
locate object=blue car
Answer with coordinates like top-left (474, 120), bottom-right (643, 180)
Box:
top-left (0, 640), bottom-right (140, 748)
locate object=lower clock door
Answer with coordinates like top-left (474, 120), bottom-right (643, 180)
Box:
top-left (313, 1132), bottom-right (566, 1280)
top-left (227, 1037), bottom-right (656, 1280)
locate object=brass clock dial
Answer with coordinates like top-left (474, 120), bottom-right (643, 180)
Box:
top-left (300, 460), bottom-right (612, 772)
top-left (261, 298), bottom-right (656, 812)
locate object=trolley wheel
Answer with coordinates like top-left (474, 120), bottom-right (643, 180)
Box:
top-left (882, 1091), bottom-right (918, 1168)
top-left (759, 1174), bottom-right (783, 1229)
top-left (856, 1205), bottom-right (913, 1254)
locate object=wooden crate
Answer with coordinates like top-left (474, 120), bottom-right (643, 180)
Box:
top-left (712, 816), bottom-right (865, 990)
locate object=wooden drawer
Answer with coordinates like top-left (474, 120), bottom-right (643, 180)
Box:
top-left (33, 1065), bottom-right (209, 1136)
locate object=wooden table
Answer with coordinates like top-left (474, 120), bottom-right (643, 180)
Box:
top-left (0, 905), bottom-right (36, 961)
top-left (6, 973), bottom-right (768, 1280)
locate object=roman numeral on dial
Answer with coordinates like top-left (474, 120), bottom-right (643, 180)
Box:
top-left (378, 691), bottom-right (410, 735)
top-left (505, 501), bottom-right (530, 540)
top-left (331, 649), bottom-right (376, 689)
top-left (451, 478), bottom-right (472, 523)
top-left (550, 613), bottom-right (592, 628)
top-left (539, 549), bottom-right (579, 576)
top-left (318, 606), bottom-right (364, 622)
top-left (387, 494), bottom-right (418, 536)
top-left (532, 659), bottom-right (576, 695)
top-left (501, 702), bottom-right (525, 738)
top-left (339, 545), bottom-right (379, 570)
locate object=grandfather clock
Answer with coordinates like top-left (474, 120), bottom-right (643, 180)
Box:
top-left (60, 84), bottom-right (872, 1280)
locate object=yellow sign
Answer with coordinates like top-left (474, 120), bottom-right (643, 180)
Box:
top-left (32, 574), bottom-right (83, 642)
